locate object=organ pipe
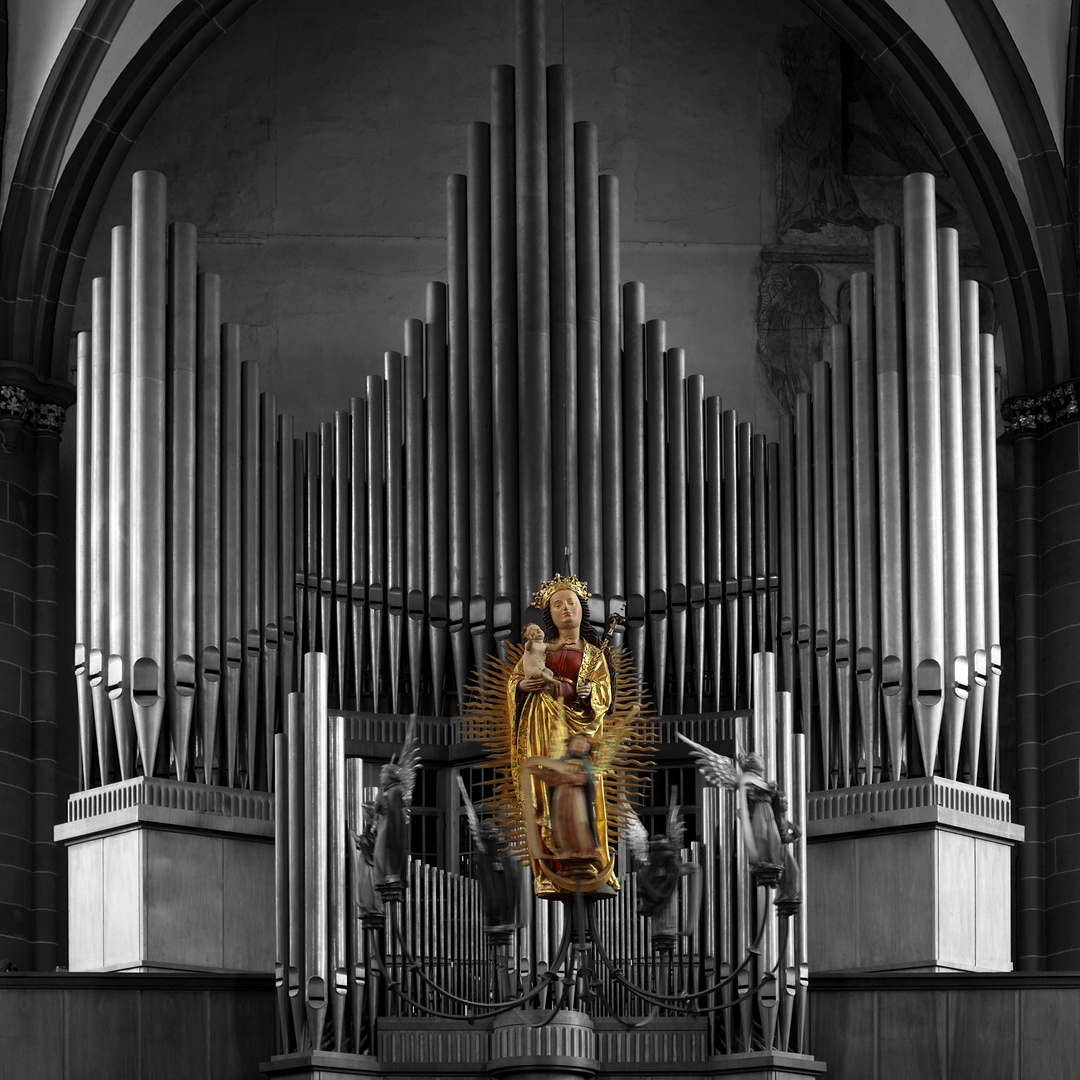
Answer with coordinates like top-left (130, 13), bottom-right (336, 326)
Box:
top-left (492, 65), bottom-right (519, 640)
top-left (90, 278), bottom-right (112, 784)
top-left (74, 60), bottom-right (1003, 831)
top-left (903, 173), bottom-right (945, 777)
top-left (107, 225), bottom-right (134, 781)
top-left (74, 330), bottom-right (92, 789)
top-left (168, 223), bottom-right (197, 783)
top-left (937, 228), bottom-right (969, 781)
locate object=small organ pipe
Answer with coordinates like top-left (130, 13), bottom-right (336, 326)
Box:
top-left (874, 224), bottom-right (909, 780)
top-left (599, 174), bottom-right (623, 614)
top-left (492, 66), bottom-right (519, 639)
top-left (349, 399), bottom-right (367, 710)
top-left (937, 228), bottom-right (969, 780)
top-left (383, 352), bottom-right (404, 713)
top-left (221, 325), bottom-right (243, 787)
top-left (304, 653), bottom-right (329, 1050)
top-left (130, 170), bottom-right (168, 777)
top-left (466, 122), bottom-right (494, 658)
top-left (261, 391), bottom-right (280, 785)
top-left (304, 431), bottom-right (318, 658)
top-left (777, 417), bottom-right (796, 699)
top-left (334, 411), bottom-right (350, 711)
top-left (366, 376), bottom-right (387, 707)
top-left (829, 328), bottom-right (854, 788)
top-left (196, 274), bottom-right (222, 784)
top-left (705, 397), bottom-right (724, 710)
top-left (794, 396), bottom-right (814, 763)
top-left (622, 283), bottom-right (647, 668)
top-left (722, 411), bottom-right (740, 705)
top-left (168, 223), bottom-right (197, 782)
top-left (960, 283), bottom-right (987, 783)
top-left (447, 174), bottom-right (471, 707)
top-left (286, 691), bottom-right (304, 1042)
top-left (752, 434), bottom-right (768, 664)
top-left (90, 278), bottom-right (112, 784)
top-left (74, 330), bottom-right (93, 789)
top-left (903, 173), bottom-right (945, 777)
top-left (811, 363), bottom-right (834, 789)
top-left (241, 361), bottom-right (262, 787)
top-left (425, 284), bottom-right (450, 715)
top-left (667, 347), bottom-right (688, 712)
top-left (274, 729), bottom-right (289, 1050)
top-left (107, 226), bottom-right (135, 781)
top-left (645, 320), bottom-right (668, 710)
top-left (687, 376), bottom-right (706, 714)
top-left (516, 0), bottom-right (552, 600)
top-left (548, 71), bottom-right (577, 577)
top-left (279, 413), bottom-right (296, 740)
top-left (849, 272), bottom-right (879, 784)
top-left (576, 119), bottom-right (602, 614)
top-left (981, 331), bottom-right (1001, 787)
top-left (329, 714), bottom-right (347, 1050)
top-left (737, 424), bottom-right (754, 698)
top-left (404, 323), bottom-right (426, 709)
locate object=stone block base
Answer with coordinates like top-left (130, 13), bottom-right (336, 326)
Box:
top-left (55, 777), bottom-right (275, 973)
top-left (806, 776), bottom-right (1023, 973)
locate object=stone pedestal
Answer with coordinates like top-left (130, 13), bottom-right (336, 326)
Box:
top-left (806, 776), bottom-right (1023, 973)
top-left (55, 777), bottom-right (275, 973)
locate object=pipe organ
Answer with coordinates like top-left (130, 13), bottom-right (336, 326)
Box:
top-left (73, 9), bottom-right (1002, 798)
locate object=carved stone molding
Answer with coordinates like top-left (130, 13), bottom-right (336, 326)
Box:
top-left (0, 384), bottom-right (69, 451)
top-left (1002, 378), bottom-right (1080, 434)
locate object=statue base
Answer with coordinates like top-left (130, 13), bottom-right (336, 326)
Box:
top-left (806, 776), bottom-right (1023, 972)
top-left (55, 777), bottom-right (275, 973)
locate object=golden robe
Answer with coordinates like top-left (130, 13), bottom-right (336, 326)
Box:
top-left (507, 641), bottom-right (617, 896)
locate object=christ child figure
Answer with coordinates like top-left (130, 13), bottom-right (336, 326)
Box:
top-left (521, 622), bottom-right (559, 687)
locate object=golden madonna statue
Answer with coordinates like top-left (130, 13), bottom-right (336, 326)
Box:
top-left (467, 573), bottom-right (653, 899)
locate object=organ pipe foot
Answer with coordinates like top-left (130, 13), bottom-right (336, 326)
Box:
top-left (855, 670), bottom-right (878, 785)
top-left (670, 604), bottom-right (687, 714)
top-left (758, 973), bottom-right (779, 1051)
top-left (171, 684), bottom-right (195, 782)
top-left (75, 669), bottom-right (93, 790)
top-left (223, 652), bottom-right (242, 787)
top-left (881, 684), bottom-right (909, 781)
top-left (690, 603), bottom-right (706, 714)
top-left (90, 677), bottom-right (114, 785)
top-left (964, 676), bottom-right (986, 786)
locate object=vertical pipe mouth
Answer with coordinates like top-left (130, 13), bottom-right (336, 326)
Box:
top-left (855, 647), bottom-right (875, 680)
top-left (201, 645), bottom-right (221, 681)
top-left (881, 655), bottom-right (903, 693)
top-left (107, 654), bottom-right (125, 697)
top-left (133, 656), bottom-right (162, 705)
top-left (952, 655), bottom-right (970, 697)
top-left (225, 638), bottom-right (242, 667)
top-left (87, 648), bottom-right (103, 685)
top-left (972, 648), bottom-right (988, 684)
top-left (915, 659), bottom-right (942, 706)
top-left (174, 654), bottom-right (196, 695)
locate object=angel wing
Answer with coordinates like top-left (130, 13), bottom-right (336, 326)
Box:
top-left (622, 804), bottom-right (651, 865)
top-left (676, 732), bottom-right (741, 790)
top-left (396, 716), bottom-right (421, 807)
top-left (666, 793), bottom-right (686, 850)
top-left (455, 774), bottom-right (487, 855)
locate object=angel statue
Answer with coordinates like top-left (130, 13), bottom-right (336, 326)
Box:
top-left (624, 801), bottom-right (702, 946)
top-left (678, 733), bottom-right (802, 905)
top-left (466, 573), bottom-right (652, 899)
top-left (371, 721), bottom-right (421, 901)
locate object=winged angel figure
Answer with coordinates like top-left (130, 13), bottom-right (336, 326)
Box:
top-left (678, 733), bottom-right (802, 911)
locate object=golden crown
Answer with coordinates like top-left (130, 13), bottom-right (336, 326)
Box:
top-left (531, 572), bottom-right (590, 610)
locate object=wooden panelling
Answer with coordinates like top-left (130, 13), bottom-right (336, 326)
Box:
top-left (936, 832), bottom-right (976, 967)
top-left (66, 986), bottom-right (139, 1080)
top-left (876, 989), bottom-right (947, 1080)
top-left (140, 988), bottom-right (209, 1080)
top-left (0, 987), bottom-right (64, 1078)
top-left (1019, 987), bottom-right (1080, 1080)
top-left (67, 839), bottom-right (103, 971)
top-left (809, 989), bottom-right (875, 1080)
top-left (947, 989), bottom-right (1016, 1080)
top-left (102, 830), bottom-right (141, 968)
